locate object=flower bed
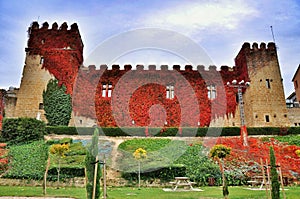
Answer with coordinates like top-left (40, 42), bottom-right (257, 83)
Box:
top-left (204, 137), bottom-right (300, 180)
top-left (0, 143), bottom-right (8, 175)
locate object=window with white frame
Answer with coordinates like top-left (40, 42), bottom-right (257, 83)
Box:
top-left (166, 85), bottom-right (174, 99)
top-left (207, 84), bottom-right (216, 99)
top-left (102, 83), bottom-right (112, 97)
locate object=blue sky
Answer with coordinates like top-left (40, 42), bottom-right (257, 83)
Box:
top-left (0, 0), bottom-right (300, 96)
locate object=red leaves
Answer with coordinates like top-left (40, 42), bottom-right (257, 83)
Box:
top-left (204, 137), bottom-right (300, 178)
top-left (72, 68), bottom-right (246, 128)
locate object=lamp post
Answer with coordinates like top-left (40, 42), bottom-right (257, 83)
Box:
top-left (227, 80), bottom-right (250, 147)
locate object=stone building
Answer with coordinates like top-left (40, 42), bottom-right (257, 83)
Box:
top-left (286, 65), bottom-right (300, 126)
top-left (0, 21), bottom-right (292, 128)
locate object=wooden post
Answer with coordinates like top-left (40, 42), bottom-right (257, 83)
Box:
top-left (138, 160), bottom-right (141, 189)
top-left (278, 163), bottom-right (286, 199)
top-left (84, 167), bottom-right (88, 199)
top-left (103, 157), bottom-right (107, 199)
top-left (260, 158), bottom-right (269, 197)
top-left (43, 157), bottom-right (51, 195)
top-left (92, 155), bottom-right (99, 199)
top-left (266, 159), bottom-right (271, 199)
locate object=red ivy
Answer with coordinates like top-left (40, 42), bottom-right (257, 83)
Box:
top-left (73, 67), bottom-right (247, 127)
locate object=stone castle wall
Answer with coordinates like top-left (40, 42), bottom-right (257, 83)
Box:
top-left (2, 21), bottom-right (292, 128)
top-left (235, 43), bottom-right (290, 127)
top-left (14, 55), bottom-right (53, 121)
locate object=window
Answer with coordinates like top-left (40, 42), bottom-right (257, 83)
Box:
top-left (166, 85), bottom-right (174, 99)
top-left (102, 83), bottom-right (112, 97)
top-left (40, 57), bottom-right (44, 64)
top-left (207, 84), bottom-right (216, 99)
top-left (295, 123), bottom-right (297, 126)
top-left (265, 115), bottom-right (270, 122)
top-left (266, 79), bottom-right (271, 89)
top-left (39, 103), bottom-right (44, 110)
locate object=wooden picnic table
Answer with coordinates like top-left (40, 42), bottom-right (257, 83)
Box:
top-left (169, 177), bottom-right (196, 191)
top-left (247, 176), bottom-right (269, 190)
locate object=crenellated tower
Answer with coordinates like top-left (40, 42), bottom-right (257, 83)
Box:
top-left (14, 22), bottom-right (83, 121)
top-left (235, 42), bottom-right (290, 127)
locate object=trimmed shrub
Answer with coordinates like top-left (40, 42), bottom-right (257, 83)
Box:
top-left (122, 165), bottom-right (186, 184)
top-left (1, 118), bottom-right (45, 145)
top-left (46, 126), bottom-right (77, 135)
top-left (45, 126), bottom-right (300, 137)
top-left (47, 167), bottom-right (85, 181)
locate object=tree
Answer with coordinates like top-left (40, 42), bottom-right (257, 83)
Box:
top-left (210, 144), bottom-right (231, 199)
top-left (133, 148), bottom-right (147, 189)
top-left (85, 128), bottom-right (101, 199)
top-left (49, 143), bottom-right (69, 186)
top-left (270, 146), bottom-right (280, 199)
top-left (43, 79), bottom-right (72, 126)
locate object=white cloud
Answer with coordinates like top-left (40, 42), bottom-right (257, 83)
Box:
top-left (142, 0), bottom-right (258, 37)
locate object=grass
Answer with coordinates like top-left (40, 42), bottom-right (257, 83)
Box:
top-left (0, 186), bottom-right (299, 199)
top-left (274, 135), bottom-right (300, 146)
top-left (0, 186), bottom-right (86, 198)
top-left (117, 139), bottom-right (188, 172)
top-left (118, 138), bottom-right (172, 152)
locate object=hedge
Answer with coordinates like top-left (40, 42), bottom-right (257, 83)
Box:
top-left (1, 118), bottom-right (46, 145)
top-left (45, 126), bottom-right (300, 137)
top-left (122, 165), bottom-right (186, 184)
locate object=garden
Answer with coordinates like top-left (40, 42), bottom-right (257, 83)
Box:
top-left (0, 118), bottom-right (300, 198)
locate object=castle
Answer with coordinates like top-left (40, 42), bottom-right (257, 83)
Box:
top-left (0, 21), bottom-right (293, 129)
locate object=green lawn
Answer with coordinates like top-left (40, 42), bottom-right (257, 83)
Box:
top-left (0, 186), bottom-right (299, 199)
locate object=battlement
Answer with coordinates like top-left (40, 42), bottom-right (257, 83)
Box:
top-left (27, 21), bottom-right (83, 53)
top-left (80, 64), bottom-right (236, 73)
top-left (240, 42), bottom-right (276, 52)
top-left (29, 21), bottom-right (79, 32)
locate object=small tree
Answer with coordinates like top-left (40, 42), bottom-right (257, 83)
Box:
top-left (49, 143), bottom-right (69, 186)
top-left (210, 144), bottom-right (231, 199)
top-left (85, 128), bottom-right (101, 199)
top-left (295, 149), bottom-right (300, 158)
top-left (133, 148), bottom-right (147, 189)
top-left (43, 79), bottom-right (72, 126)
top-left (270, 146), bottom-right (280, 199)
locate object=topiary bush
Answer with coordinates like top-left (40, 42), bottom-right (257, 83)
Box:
top-left (1, 118), bottom-right (46, 145)
top-left (43, 79), bottom-right (72, 126)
